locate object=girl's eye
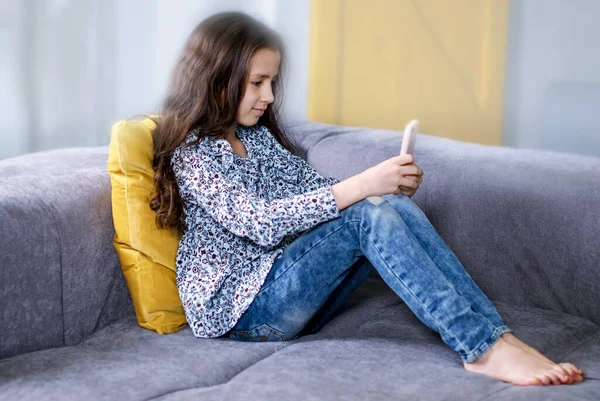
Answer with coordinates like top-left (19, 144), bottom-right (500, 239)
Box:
top-left (252, 81), bottom-right (261, 86)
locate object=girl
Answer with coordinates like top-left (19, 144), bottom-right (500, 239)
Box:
top-left (150, 11), bottom-right (583, 387)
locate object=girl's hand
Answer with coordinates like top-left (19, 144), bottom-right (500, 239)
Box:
top-left (359, 154), bottom-right (423, 198)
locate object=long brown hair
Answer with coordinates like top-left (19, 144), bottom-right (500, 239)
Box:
top-left (150, 11), bottom-right (297, 231)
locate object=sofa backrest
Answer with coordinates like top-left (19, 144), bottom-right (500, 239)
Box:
top-left (2, 120), bottom-right (599, 359)
top-left (0, 147), bottom-right (134, 360)
top-left (286, 119), bottom-right (600, 327)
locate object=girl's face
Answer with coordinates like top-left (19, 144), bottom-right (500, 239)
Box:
top-left (237, 48), bottom-right (280, 126)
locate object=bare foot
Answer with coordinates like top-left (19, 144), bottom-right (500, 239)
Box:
top-left (464, 336), bottom-right (581, 386)
top-left (502, 332), bottom-right (584, 383)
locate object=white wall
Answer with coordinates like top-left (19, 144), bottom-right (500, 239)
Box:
top-left (504, 0), bottom-right (600, 157)
top-left (1, 1), bottom-right (30, 159)
top-left (6, 1), bottom-right (599, 160)
top-left (1, 0), bottom-right (118, 159)
top-left (1, 0), bottom-right (311, 160)
top-left (147, 0), bottom-right (311, 121)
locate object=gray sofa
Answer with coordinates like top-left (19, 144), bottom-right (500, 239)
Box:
top-left (1, 119), bottom-right (599, 400)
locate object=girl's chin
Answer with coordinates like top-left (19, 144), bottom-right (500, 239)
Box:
top-left (239, 115), bottom-right (261, 126)
top-left (237, 121), bottom-right (258, 127)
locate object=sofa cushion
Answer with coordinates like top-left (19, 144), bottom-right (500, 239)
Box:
top-left (0, 183), bottom-right (63, 359)
top-left (0, 147), bottom-right (134, 359)
top-left (107, 117), bottom-right (186, 334)
top-left (285, 119), bottom-right (600, 327)
top-left (1, 278), bottom-right (598, 400)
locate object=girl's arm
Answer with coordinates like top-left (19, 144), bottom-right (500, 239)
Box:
top-left (265, 127), bottom-right (340, 192)
top-left (288, 152), bottom-right (341, 192)
top-left (267, 128), bottom-right (370, 212)
top-left (172, 147), bottom-right (340, 249)
top-left (330, 176), bottom-right (368, 211)
top-left (287, 152), bottom-right (370, 210)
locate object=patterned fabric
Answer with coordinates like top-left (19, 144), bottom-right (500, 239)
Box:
top-left (171, 124), bottom-right (341, 338)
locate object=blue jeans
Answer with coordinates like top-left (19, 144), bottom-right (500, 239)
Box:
top-left (226, 194), bottom-right (511, 363)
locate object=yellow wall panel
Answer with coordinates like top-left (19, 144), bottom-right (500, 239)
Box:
top-left (309, 0), bottom-right (508, 146)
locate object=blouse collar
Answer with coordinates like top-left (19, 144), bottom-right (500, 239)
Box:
top-left (193, 125), bottom-right (259, 172)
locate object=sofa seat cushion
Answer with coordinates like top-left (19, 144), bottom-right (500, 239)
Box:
top-left (1, 279), bottom-right (598, 401)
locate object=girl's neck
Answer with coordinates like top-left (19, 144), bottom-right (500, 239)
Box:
top-left (224, 125), bottom-right (237, 142)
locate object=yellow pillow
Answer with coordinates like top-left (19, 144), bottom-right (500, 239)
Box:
top-left (107, 116), bottom-right (187, 334)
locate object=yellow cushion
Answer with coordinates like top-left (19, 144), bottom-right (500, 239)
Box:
top-left (107, 116), bottom-right (187, 334)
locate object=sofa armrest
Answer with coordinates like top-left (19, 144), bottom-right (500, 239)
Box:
top-left (286, 120), bottom-right (600, 326)
top-left (0, 147), bottom-right (134, 359)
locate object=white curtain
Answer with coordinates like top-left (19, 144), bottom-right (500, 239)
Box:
top-left (1, 0), bottom-right (118, 159)
top-left (1, 0), bottom-right (310, 160)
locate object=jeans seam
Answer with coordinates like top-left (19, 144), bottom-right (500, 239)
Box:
top-left (257, 221), bottom-right (359, 295)
top-left (269, 213), bottom-right (470, 354)
top-left (229, 323), bottom-right (287, 341)
top-left (462, 325), bottom-right (511, 363)
top-left (383, 196), bottom-right (509, 338)
top-left (356, 221), bottom-right (470, 355)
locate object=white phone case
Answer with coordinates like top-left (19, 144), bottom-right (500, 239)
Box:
top-left (400, 119), bottom-right (419, 156)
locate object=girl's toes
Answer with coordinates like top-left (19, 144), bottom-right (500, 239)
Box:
top-left (535, 374), bottom-right (551, 386)
top-left (552, 365), bottom-right (572, 384)
top-left (549, 372), bottom-right (561, 385)
top-left (560, 362), bottom-right (584, 378)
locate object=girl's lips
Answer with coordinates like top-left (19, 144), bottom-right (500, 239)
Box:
top-left (252, 108), bottom-right (265, 115)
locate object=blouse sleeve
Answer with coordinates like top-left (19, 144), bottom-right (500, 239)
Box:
top-left (290, 153), bottom-right (341, 193)
top-left (172, 146), bottom-right (340, 248)
top-left (265, 127), bottom-right (341, 193)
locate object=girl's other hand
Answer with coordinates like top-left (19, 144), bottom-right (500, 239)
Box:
top-left (359, 154), bottom-right (423, 198)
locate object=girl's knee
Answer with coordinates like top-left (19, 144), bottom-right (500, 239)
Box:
top-left (342, 197), bottom-right (383, 215)
top-left (382, 193), bottom-right (410, 204)
top-left (383, 194), bottom-right (419, 211)
top-left (342, 197), bottom-right (395, 221)
top-left (365, 195), bottom-right (386, 206)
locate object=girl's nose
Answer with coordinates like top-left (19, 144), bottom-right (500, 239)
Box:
top-left (261, 85), bottom-right (274, 104)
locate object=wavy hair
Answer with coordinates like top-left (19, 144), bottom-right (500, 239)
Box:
top-left (149, 11), bottom-right (297, 231)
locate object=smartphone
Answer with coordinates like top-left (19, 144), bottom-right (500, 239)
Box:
top-left (400, 119), bottom-right (419, 156)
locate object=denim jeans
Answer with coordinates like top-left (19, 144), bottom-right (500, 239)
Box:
top-left (226, 194), bottom-right (511, 363)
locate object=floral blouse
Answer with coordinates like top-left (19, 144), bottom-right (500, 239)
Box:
top-left (171, 124), bottom-right (341, 338)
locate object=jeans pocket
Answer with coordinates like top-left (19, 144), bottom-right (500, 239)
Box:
top-left (228, 323), bottom-right (288, 342)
